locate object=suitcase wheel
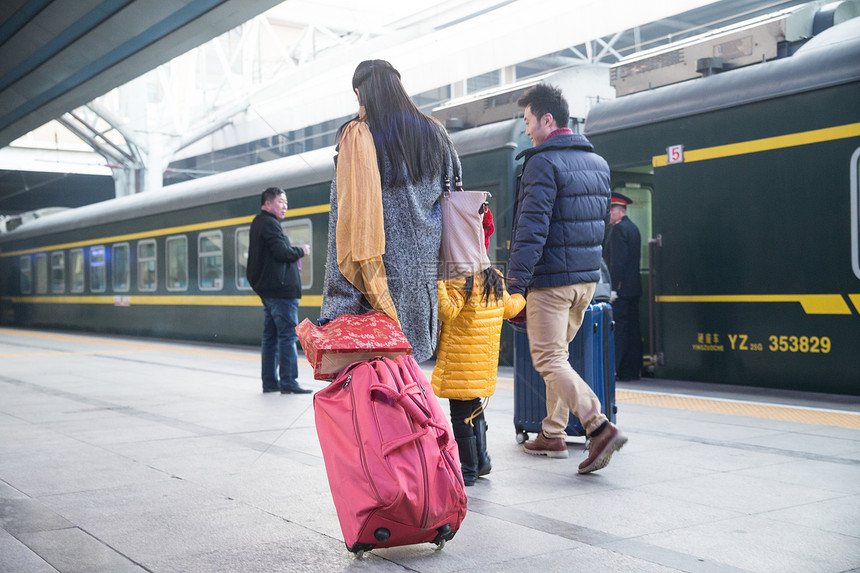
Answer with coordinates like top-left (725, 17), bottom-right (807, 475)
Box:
top-left (432, 524), bottom-right (455, 549)
top-left (516, 430), bottom-right (528, 444)
top-left (374, 528), bottom-right (390, 542)
top-left (347, 542), bottom-right (375, 558)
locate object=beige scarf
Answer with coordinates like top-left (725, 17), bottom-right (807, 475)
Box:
top-left (335, 107), bottom-right (399, 323)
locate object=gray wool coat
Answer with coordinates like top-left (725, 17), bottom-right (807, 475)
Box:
top-left (320, 126), bottom-right (461, 363)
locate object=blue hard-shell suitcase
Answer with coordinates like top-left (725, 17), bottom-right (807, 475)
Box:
top-left (513, 302), bottom-right (616, 443)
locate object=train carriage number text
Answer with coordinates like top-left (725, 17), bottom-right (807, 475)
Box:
top-left (725, 334), bottom-right (831, 354)
top-left (767, 335), bottom-right (831, 354)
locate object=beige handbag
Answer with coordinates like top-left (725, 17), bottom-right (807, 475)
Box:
top-left (438, 173), bottom-right (492, 280)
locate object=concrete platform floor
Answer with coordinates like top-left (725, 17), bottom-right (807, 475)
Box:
top-left (1, 327), bottom-right (859, 572)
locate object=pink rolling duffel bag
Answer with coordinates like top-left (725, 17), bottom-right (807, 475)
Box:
top-left (314, 354), bottom-right (467, 556)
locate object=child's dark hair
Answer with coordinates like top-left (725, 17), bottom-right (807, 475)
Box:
top-left (463, 267), bottom-right (504, 306)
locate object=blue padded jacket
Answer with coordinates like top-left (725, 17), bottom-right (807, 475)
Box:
top-left (507, 133), bottom-right (610, 296)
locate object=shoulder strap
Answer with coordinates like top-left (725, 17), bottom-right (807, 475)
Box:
top-left (440, 131), bottom-right (463, 190)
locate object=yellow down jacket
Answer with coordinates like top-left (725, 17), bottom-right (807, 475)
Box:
top-left (431, 273), bottom-right (526, 400)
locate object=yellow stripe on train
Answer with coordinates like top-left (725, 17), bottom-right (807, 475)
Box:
top-left (655, 294), bottom-right (854, 315)
top-left (0, 204), bottom-right (330, 258)
top-left (652, 122), bottom-right (860, 167)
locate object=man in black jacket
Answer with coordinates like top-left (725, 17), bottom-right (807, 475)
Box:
top-left (604, 192), bottom-right (642, 381)
top-left (247, 187), bottom-right (311, 394)
top-left (508, 84), bottom-right (627, 474)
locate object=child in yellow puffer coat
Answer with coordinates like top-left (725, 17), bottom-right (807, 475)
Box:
top-left (433, 266), bottom-right (525, 485)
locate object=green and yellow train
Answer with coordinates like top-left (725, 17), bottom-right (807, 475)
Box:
top-left (585, 16), bottom-right (860, 395)
top-left (2, 16), bottom-right (859, 395)
top-left (0, 121), bottom-right (530, 357)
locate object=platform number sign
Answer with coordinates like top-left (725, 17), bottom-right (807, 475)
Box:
top-left (667, 144), bottom-right (684, 164)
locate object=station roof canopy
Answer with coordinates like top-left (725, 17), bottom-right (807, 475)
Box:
top-left (0, 0), bottom-right (284, 150)
top-left (1, 0), bottom-right (821, 151)
top-left (0, 0), bottom-right (817, 213)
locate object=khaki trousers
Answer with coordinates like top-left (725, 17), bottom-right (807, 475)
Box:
top-left (526, 283), bottom-right (607, 437)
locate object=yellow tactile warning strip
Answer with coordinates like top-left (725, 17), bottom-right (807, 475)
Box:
top-left (617, 390), bottom-right (860, 430)
top-left (3, 328), bottom-right (858, 430)
top-left (1, 294), bottom-right (324, 307)
top-left (495, 377), bottom-right (859, 430)
top-left (0, 328), bottom-right (257, 361)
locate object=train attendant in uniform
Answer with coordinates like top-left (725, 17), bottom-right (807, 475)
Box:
top-left (604, 191), bottom-right (643, 381)
top-left (247, 187), bottom-right (312, 394)
top-left (319, 59), bottom-right (461, 363)
top-left (507, 83), bottom-right (627, 474)
top-left (432, 210), bottom-right (525, 486)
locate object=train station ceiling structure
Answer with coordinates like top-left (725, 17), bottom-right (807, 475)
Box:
top-left (0, 0), bottom-right (816, 214)
top-left (0, 0), bottom-right (285, 149)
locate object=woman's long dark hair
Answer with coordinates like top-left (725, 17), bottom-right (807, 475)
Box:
top-left (338, 60), bottom-right (445, 187)
top-left (463, 268), bottom-right (505, 306)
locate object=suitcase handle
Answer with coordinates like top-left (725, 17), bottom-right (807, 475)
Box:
top-left (369, 380), bottom-right (429, 422)
top-left (369, 382), bottom-right (451, 455)
top-left (379, 428), bottom-right (434, 456)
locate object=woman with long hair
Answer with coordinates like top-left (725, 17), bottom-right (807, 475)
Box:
top-left (319, 60), bottom-right (460, 362)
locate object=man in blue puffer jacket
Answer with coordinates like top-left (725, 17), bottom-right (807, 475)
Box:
top-left (508, 84), bottom-right (627, 474)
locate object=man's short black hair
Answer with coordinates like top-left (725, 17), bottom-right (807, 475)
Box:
top-left (517, 83), bottom-right (570, 128)
top-left (261, 187), bottom-right (285, 206)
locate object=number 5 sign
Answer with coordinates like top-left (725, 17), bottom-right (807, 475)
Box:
top-left (667, 144), bottom-right (684, 164)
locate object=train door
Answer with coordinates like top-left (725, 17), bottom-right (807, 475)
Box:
top-left (609, 183), bottom-right (654, 374)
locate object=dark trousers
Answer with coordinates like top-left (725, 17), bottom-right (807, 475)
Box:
top-left (260, 297), bottom-right (300, 390)
top-left (613, 296), bottom-right (642, 380)
top-left (449, 398), bottom-right (482, 438)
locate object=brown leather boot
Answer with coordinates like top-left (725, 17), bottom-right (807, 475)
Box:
top-left (523, 431), bottom-right (569, 458)
top-left (578, 422), bottom-right (627, 474)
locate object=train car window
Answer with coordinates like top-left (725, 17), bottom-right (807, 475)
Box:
top-left (137, 240), bottom-right (157, 292)
top-left (90, 246), bottom-right (106, 293)
top-left (113, 243), bottom-right (130, 292)
top-left (35, 253), bottom-right (47, 294)
top-left (199, 231), bottom-right (223, 291)
top-left (166, 236), bottom-right (188, 291)
top-left (281, 219), bottom-right (313, 289)
top-left (70, 249), bottom-right (85, 293)
top-left (51, 252), bottom-right (65, 294)
top-left (235, 227), bottom-right (251, 289)
top-left (19, 255), bottom-right (32, 294)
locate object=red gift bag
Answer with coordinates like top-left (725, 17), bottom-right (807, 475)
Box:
top-left (296, 311), bottom-right (412, 380)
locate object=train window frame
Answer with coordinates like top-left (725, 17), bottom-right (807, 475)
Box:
top-left (137, 239), bottom-right (157, 292)
top-left (19, 255), bottom-right (32, 294)
top-left (90, 245), bottom-right (107, 293)
top-left (51, 251), bottom-right (65, 294)
top-left (70, 248), bottom-right (85, 293)
top-left (198, 230), bottom-right (224, 291)
top-left (852, 146), bottom-right (860, 280)
top-left (612, 184), bottom-right (653, 272)
top-left (166, 235), bottom-right (189, 292)
top-left (281, 218), bottom-right (313, 289)
top-left (113, 242), bottom-right (130, 292)
top-left (35, 253), bottom-right (47, 294)
top-left (235, 226), bottom-right (251, 290)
